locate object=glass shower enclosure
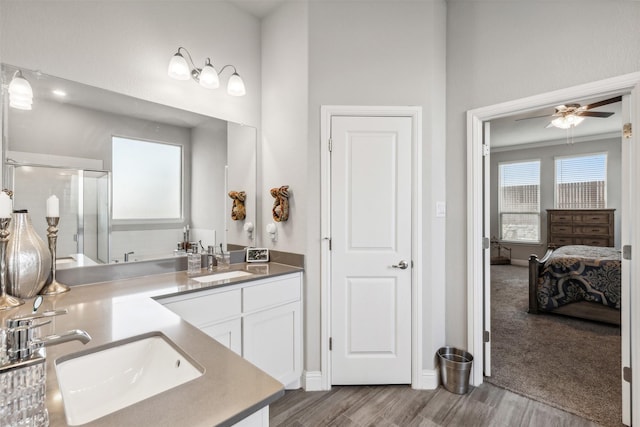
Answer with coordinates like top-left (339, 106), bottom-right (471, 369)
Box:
top-left (6, 164), bottom-right (110, 268)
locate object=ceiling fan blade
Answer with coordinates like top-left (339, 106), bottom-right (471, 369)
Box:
top-left (577, 111), bottom-right (615, 118)
top-left (584, 95), bottom-right (622, 110)
top-left (515, 114), bottom-right (551, 121)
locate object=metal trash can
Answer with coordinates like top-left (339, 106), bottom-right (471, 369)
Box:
top-left (437, 346), bottom-right (473, 394)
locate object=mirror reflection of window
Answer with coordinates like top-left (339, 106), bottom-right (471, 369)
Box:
top-left (112, 136), bottom-right (182, 221)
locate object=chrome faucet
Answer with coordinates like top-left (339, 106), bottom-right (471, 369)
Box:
top-left (124, 251), bottom-right (134, 262)
top-left (3, 308), bottom-right (91, 363)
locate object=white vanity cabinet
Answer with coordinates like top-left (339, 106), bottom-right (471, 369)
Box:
top-left (159, 272), bottom-right (302, 389)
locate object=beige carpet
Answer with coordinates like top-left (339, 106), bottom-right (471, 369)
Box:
top-left (487, 264), bottom-right (622, 426)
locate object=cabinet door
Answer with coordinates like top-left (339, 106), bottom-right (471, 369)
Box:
top-left (201, 318), bottom-right (242, 355)
top-left (231, 406), bottom-right (268, 427)
top-left (243, 302), bottom-right (301, 389)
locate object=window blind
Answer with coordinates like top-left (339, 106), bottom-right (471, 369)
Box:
top-left (555, 153), bottom-right (606, 209)
top-left (498, 160), bottom-right (540, 243)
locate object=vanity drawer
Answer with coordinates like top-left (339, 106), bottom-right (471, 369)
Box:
top-left (162, 289), bottom-right (241, 326)
top-left (243, 275), bottom-right (301, 313)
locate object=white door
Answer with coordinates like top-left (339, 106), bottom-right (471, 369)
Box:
top-left (482, 122), bottom-right (491, 377)
top-left (330, 115), bottom-right (412, 385)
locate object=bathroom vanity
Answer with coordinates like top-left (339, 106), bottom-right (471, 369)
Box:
top-left (0, 262), bottom-right (303, 426)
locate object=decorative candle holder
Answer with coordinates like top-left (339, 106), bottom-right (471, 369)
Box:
top-left (40, 217), bottom-right (69, 295)
top-left (0, 217), bottom-right (24, 310)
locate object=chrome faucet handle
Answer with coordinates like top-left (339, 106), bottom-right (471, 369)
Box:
top-left (6, 309), bottom-right (68, 328)
top-left (5, 308), bottom-right (89, 362)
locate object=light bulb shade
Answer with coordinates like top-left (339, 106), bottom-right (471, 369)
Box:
top-left (199, 62), bottom-right (220, 89)
top-left (551, 114), bottom-right (585, 129)
top-left (227, 72), bottom-right (246, 97)
top-left (168, 52), bottom-right (191, 81)
top-left (8, 71), bottom-right (33, 110)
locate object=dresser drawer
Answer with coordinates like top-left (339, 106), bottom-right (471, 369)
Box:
top-left (243, 275), bottom-right (301, 313)
top-left (574, 213), bottom-right (611, 224)
top-left (550, 225), bottom-right (573, 234)
top-left (550, 236), bottom-right (575, 246)
top-left (163, 289), bottom-right (242, 326)
top-left (549, 213), bottom-right (573, 223)
top-left (574, 237), bottom-right (610, 247)
top-left (574, 225), bottom-right (609, 236)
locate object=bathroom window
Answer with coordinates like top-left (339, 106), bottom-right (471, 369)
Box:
top-left (498, 159), bottom-right (540, 243)
top-left (112, 136), bottom-right (182, 220)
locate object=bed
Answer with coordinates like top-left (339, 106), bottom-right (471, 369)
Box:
top-left (528, 245), bottom-right (622, 325)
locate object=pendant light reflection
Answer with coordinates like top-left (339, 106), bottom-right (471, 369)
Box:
top-left (167, 47), bottom-right (246, 97)
top-left (8, 70), bottom-right (34, 110)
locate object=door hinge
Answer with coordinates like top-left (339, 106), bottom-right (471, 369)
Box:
top-left (624, 366), bottom-right (631, 383)
top-left (482, 237), bottom-right (490, 249)
top-left (329, 337), bottom-right (332, 351)
top-left (323, 237), bottom-right (332, 250)
top-left (482, 144), bottom-right (490, 156)
top-left (328, 138), bottom-right (333, 152)
top-left (623, 123), bottom-right (632, 139)
top-left (483, 330), bottom-right (490, 343)
top-left (623, 245), bottom-right (632, 260)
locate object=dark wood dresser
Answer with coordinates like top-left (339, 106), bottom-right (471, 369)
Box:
top-left (546, 209), bottom-right (615, 247)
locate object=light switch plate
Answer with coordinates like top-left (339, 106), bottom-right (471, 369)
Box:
top-left (436, 201), bottom-right (446, 217)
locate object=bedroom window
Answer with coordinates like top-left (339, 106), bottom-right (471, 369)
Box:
top-left (555, 153), bottom-right (607, 209)
top-left (112, 136), bottom-right (182, 221)
top-left (498, 160), bottom-right (540, 243)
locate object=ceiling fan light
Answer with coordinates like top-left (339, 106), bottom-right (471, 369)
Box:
top-left (168, 51), bottom-right (191, 81)
top-left (551, 114), bottom-right (584, 129)
top-left (227, 72), bottom-right (246, 97)
top-left (199, 60), bottom-right (220, 89)
top-left (8, 71), bottom-right (34, 110)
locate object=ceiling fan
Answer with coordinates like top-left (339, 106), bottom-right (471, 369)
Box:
top-left (517, 95), bottom-right (621, 129)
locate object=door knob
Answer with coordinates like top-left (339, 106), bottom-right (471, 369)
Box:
top-left (391, 260), bottom-right (409, 269)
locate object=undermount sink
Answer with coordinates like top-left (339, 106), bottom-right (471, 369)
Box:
top-left (192, 270), bottom-right (253, 283)
top-left (55, 332), bottom-right (204, 426)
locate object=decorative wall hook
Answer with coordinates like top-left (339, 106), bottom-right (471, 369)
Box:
top-left (228, 191), bottom-right (246, 221)
top-left (270, 186), bottom-right (290, 222)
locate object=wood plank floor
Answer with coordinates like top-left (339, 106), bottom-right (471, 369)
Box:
top-left (270, 383), bottom-right (603, 426)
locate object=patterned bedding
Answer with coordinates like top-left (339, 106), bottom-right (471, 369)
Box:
top-left (537, 245), bottom-right (622, 311)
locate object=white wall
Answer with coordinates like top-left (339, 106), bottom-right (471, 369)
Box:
top-left (261, 0), bottom-right (311, 367)
top-left (490, 137), bottom-right (623, 262)
top-left (0, 1), bottom-right (261, 127)
top-left (446, 1), bottom-right (640, 348)
top-left (306, 0), bottom-right (447, 373)
top-left (191, 121), bottom-right (227, 249)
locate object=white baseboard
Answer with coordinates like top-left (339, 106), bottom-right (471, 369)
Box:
top-left (303, 369), bottom-right (438, 391)
top-left (414, 369), bottom-right (439, 390)
top-left (302, 371), bottom-right (324, 391)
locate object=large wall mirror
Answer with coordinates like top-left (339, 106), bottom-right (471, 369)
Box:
top-left (1, 63), bottom-right (257, 268)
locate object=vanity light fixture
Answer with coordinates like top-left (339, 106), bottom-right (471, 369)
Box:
top-left (8, 70), bottom-right (34, 110)
top-left (168, 47), bottom-right (246, 96)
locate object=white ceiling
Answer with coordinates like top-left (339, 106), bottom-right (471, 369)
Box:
top-left (227, 0), bottom-right (286, 18)
top-left (490, 95), bottom-right (623, 149)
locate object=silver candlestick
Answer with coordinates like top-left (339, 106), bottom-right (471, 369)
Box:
top-left (0, 217), bottom-right (24, 310)
top-left (40, 217), bottom-right (69, 295)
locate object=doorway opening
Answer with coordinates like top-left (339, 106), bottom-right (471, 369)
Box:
top-left (467, 72), bottom-right (640, 426)
top-left (486, 106), bottom-right (623, 424)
